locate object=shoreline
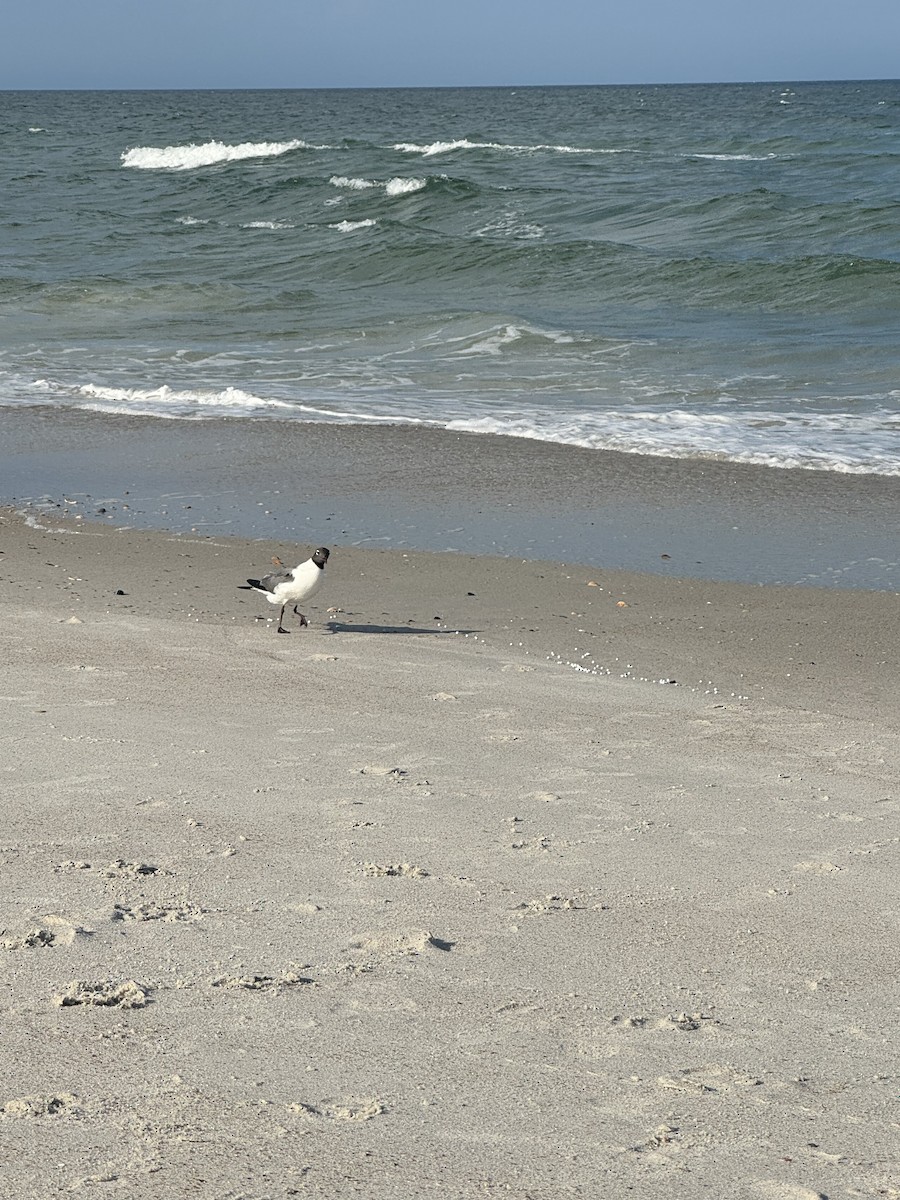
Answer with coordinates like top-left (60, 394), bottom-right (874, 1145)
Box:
top-left (2, 407), bottom-right (899, 591)
top-left (3, 504), bottom-right (898, 722)
top-left (2, 507), bottom-right (898, 1197)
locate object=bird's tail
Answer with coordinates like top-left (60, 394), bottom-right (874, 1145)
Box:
top-left (239, 579), bottom-right (264, 592)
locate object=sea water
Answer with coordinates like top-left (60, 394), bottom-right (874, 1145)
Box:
top-left (2, 82), bottom-right (899, 477)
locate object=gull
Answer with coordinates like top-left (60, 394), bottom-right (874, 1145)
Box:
top-left (240, 547), bottom-right (330, 634)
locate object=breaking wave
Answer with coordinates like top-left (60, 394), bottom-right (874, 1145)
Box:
top-left (121, 139), bottom-right (314, 170)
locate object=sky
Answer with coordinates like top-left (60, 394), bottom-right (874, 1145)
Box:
top-left (3, 0), bottom-right (898, 90)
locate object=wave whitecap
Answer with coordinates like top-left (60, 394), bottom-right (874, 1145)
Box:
top-left (393, 139), bottom-right (619, 157)
top-left (329, 219), bottom-right (377, 232)
top-left (121, 139), bottom-right (312, 170)
top-left (329, 175), bottom-right (426, 196)
top-left (688, 152), bottom-right (779, 161)
top-left (385, 176), bottom-right (427, 196)
top-left (329, 175), bottom-right (379, 190)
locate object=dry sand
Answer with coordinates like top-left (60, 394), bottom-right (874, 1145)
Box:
top-left (1, 508), bottom-right (898, 1199)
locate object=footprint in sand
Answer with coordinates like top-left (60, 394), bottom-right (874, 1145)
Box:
top-left (346, 930), bottom-right (454, 960)
top-left (793, 861), bottom-right (843, 875)
top-left (631, 1122), bottom-right (681, 1154)
top-left (2, 916), bottom-right (89, 949)
top-left (358, 766), bottom-right (408, 780)
top-left (55, 979), bottom-right (151, 1009)
top-left (510, 834), bottom-right (552, 852)
top-left (209, 971), bottom-right (314, 993)
top-left (1, 1093), bottom-right (83, 1119)
top-left (2, 927), bottom-right (57, 950)
top-left (361, 862), bottom-right (429, 878)
top-left (512, 894), bottom-right (585, 915)
top-left (610, 1011), bottom-right (718, 1033)
top-left (53, 860), bottom-right (93, 873)
top-left (97, 860), bottom-right (168, 878)
top-left (656, 1064), bottom-right (762, 1094)
top-left (654, 1012), bottom-right (718, 1032)
top-left (288, 1097), bottom-right (385, 1122)
top-left (111, 902), bottom-right (204, 923)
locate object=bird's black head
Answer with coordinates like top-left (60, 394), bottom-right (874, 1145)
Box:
top-left (312, 547), bottom-right (330, 567)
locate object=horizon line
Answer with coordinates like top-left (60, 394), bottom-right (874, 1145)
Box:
top-left (3, 76), bottom-right (899, 94)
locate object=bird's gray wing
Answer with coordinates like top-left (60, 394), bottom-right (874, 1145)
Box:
top-left (257, 568), bottom-right (292, 592)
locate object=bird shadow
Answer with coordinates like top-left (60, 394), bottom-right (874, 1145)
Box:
top-left (324, 622), bottom-right (482, 637)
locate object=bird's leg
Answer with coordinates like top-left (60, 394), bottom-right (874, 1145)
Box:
top-left (277, 603), bottom-right (290, 634)
top-left (293, 605), bottom-right (309, 627)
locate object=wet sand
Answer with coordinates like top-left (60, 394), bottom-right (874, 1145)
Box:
top-left (3, 406), bottom-right (899, 588)
top-left (1, 507), bottom-right (898, 1198)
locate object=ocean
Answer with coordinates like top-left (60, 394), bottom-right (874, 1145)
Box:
top-left (2, 82), bottom-right (899, 475)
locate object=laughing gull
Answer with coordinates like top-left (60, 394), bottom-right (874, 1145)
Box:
top-left (241, 547), bottom-right (330, 634)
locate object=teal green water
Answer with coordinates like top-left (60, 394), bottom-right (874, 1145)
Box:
top-left (2, 82), bottom-right (899, 472)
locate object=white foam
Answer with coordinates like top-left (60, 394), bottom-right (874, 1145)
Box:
top-left (329, 219), bottom-right (377, 232)
top-left (330, 175), bottom-right (426, 197)
top-left (689, 152), bottom-right (778, 161)
top-left (241, 220), bottom-right (296, 230)
top-left (443, 407), bottom-right (900, 475)
top-left (16, 376), bottom-right (900, 477)
top-left (393, 139), bottom-right (480, 156)
top-left (75, 383), bottom-right (295, 417)
top-left (175, 216), bottom-right (210, 226)
top-left (120, 139), bottom-right (310, 170)
top-left (330, 175), bottom-right (378, 190)
top-left (392, 139), bottom-right (609, 156)
top-left (385, 176), bottom-right (426, 196)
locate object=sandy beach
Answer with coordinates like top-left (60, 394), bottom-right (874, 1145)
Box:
top-left (1, 504), bottom-right (898, 1198)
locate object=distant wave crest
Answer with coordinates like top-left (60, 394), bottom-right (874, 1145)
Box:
top-left (688, 152), bottom-right (779, 161)
top-left (393, 139), bottom-right (619, 157)
top-left (121, 139), bottom-right (311, 170)
top-left (329, 219), bottom-right (377, 232)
